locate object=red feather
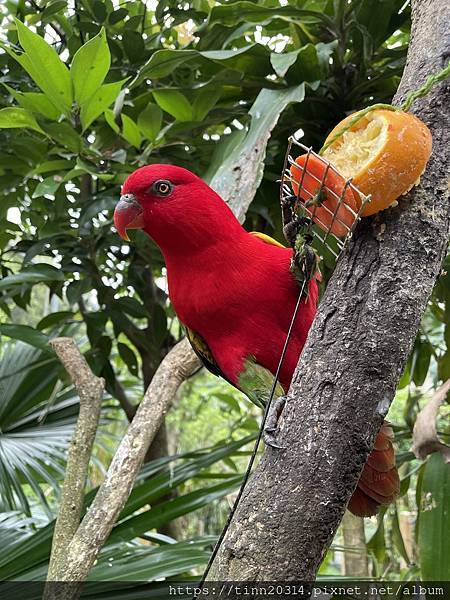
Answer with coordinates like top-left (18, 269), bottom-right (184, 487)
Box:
top-left (119, 164), bottom-right (398, 517)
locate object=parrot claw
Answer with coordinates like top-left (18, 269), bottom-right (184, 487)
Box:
top-left (263, 396), bottom-right (287, 449)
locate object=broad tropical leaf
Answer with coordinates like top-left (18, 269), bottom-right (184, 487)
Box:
top-left (0, 343), bottom-right (79, 516)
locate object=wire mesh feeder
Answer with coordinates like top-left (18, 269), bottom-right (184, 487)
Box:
top-left (280, 136), bottom-right (371, 261)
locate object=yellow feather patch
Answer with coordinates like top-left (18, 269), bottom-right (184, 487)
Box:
top-left (250, 231), bottom-right (286, 248)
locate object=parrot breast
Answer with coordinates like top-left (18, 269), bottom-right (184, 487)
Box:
top-left (165, 232), bottom-right (318, 391)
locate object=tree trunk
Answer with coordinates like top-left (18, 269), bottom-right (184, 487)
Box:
top-left (341, 512), bottom-right (369, 576)
top-left (209, 0), bottom-right (450, 580)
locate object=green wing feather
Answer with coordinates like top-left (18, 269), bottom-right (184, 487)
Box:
top-left (238, 357), bottom-right (286, 409)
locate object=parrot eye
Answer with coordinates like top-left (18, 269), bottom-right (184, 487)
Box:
top-left (151, 179), bottom-right (173, 197)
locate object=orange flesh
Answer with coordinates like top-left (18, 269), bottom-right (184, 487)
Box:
top-left (322, 109), bottom-right (432, 216)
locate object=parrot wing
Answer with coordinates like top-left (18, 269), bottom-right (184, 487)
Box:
top-left (185, 326), bottom-right (224, 380)
top-left (185, 231), bottom-right (286, 385)
top-left (185, 327), bottom-right (285, 410)
top-left (238, 357), bottom-right (286, 409)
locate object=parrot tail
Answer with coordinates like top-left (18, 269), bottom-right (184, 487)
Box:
top-left (348, 422), bottom-right (400, 517)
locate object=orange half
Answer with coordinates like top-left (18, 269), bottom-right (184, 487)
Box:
top-left (322, 109), bottom-right (432, 216)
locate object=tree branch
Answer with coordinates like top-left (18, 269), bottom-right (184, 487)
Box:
top-left (412, 378), bottom-right (450, 462)
top-left (45, 338), bottom-right (104, 585)
top-left (209, 0), bottom-right (450, 580)
top-left (48, 339), bottom-right (200, 598)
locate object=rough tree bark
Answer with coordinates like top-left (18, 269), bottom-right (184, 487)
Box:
top-left (209, 0), bottom-right (450, 580)
top-left (45, 338), bottom-right (104, 584)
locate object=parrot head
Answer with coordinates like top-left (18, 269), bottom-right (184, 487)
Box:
top-left (114, 164), bottom-right (200, 242)
top-left (114, 164), bottom-right (242, 252)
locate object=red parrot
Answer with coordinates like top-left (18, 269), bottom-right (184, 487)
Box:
top-left (114, 164), bottom-right (399, 517)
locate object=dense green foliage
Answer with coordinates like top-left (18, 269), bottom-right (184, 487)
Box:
top-left (0, 0), bottom-right (449, 587)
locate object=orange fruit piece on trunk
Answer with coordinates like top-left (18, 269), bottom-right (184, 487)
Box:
top-left (290, 154), bottom-right (359, 238)
top-left (322, 108), bottom-right (432, 216)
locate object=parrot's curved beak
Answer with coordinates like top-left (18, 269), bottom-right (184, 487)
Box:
top-left (114, 194), bottom-right (144, 241)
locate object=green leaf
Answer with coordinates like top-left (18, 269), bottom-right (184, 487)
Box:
top-left (133, 49), bottom-right (198, 81)
top-left (37, 311), bottom-right (75, 330)
top-left (0, 436), bottom-right (253, 579)
top-left (210, 85), bottom-right (305, 218)
top-left (32, 159), bottom-right (73, 175)
top-left (90, 539), bottom-right (209, 581)
top-left (192, 87), bottom-right (221, 121)
top-left (121, 114), bottom-right (142, 148)
top-left (206, 2), bottom-right (333, 28)
top-left (271, 42), bottom-right (337, 82)
top-left (110, 476), bottom-right (242, 543)
top-left (0, 343), bottom-right (77, 521)
top-left (270, 50), bottom-right (300, 78)
top-left (125, 436), bottom-right (254, 517)
top-left (80, 79), bottom-right (126, 131)
top-left (78, 196), bottom-right (117, 226)
top-left (0, 324), bottom-right (51, 351)
top-left (122, 31), bottom-right (145, 64)
top-left (92, 0), bottom-right (107, 22)
top-left (0, 264), bottom-right (64, 290)
top-left (108, 7), bottom-right (128, 25)
top-left (153, 304), bottom-right (167, 347)
top-left (152, 89), bottom-right (193, 122)
top-left (66, 278), bottom-right (92, 305)
top-left (392, 506), bottom-right (410, 565)
top-left (104, 108), bottom-right (120, 133)
top-left (398, 359), bottom-right (411, 389)
top-left (203, 128), bottom-right (247, 184)
top-left (118, 342), bottom-right (139, 376)
top-left (4, 85), bottom-right (60, 120)
top-left (114, 297), bottom-right (147, 319)
top-left (71, 27), bottom-right (111, 106)
top-left (74, 157), bottom-right (114, 180)
top-left (40, 121), bottom-right (81, 152)
top-left (14, 19), bottom-right (73, 115)
top-left (42, 0), bottom-right (67, 19)
top-left (32, 176), bottom-right (61, 198)
top-left (133, 45), bottom-right (272, 87)
top-left (137, 103), bottom-right (163, 141)
top-left (412, 339), bottom-right (432, 386)
top-left (367, 509), bottom-right (387, 566)
top-left (0, 108), bottom-right (44, 134)
top-left (419, 454), bottom-right (450, 579)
